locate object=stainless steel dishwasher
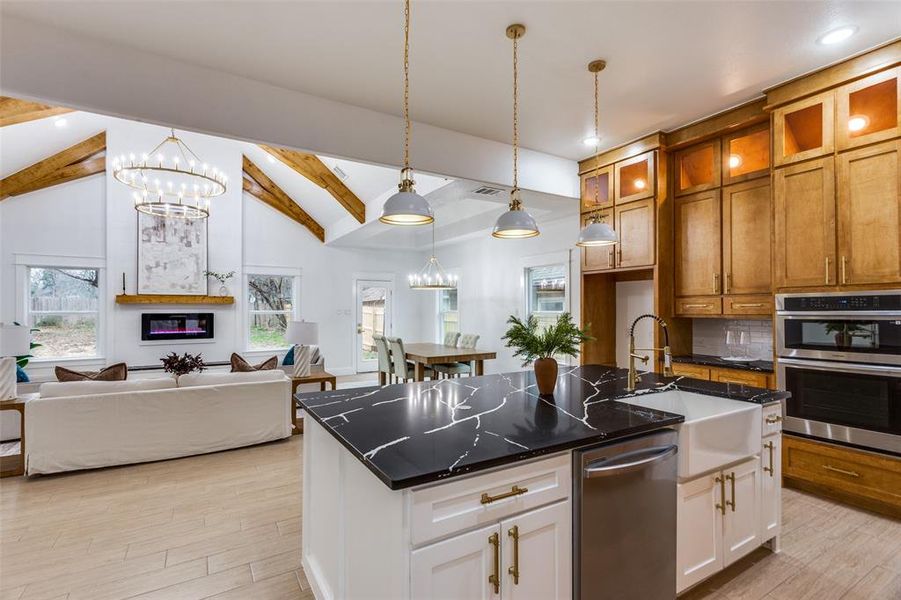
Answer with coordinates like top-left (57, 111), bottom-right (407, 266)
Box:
top-left (573, 429), bottom-right (678, 600)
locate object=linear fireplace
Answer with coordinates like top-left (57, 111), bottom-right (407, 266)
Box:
top-left (142, 313), bottom-right (214, 341)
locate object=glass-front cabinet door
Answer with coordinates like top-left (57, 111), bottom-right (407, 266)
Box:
top-left (614, 151), bottom-right (655, 205)
top-left (580, 165), bottom-right (614, 212)
top-left (722, 124), bottom-right (770, 185)
top-left (773, 91), bottom-right (835, 167)
top-left (675, 140), bottom-right (720, 196)
top-left (836, 67), bottom-right (900, 151)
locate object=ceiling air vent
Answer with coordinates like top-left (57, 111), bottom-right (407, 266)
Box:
top-left (332, 165), bottom-right (348, 181)
top-left (472, 186), bottom-right (504, 196)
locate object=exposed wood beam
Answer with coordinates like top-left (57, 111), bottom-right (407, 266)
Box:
top-left (1, 131), bottom-right (106, 200)
top-left (260, 145), bottom-right (366, 223)
top-left (242, 155), bottom-right (325, 242)
top-left (0, 96), bottom-right (73, 127)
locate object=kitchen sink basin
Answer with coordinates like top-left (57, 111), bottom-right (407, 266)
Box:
top-left (619, 390), bottom-right (761, 478)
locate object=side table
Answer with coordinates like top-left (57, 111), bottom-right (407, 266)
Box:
top-left (0, 393), bottom-right (37, 478)
top-left (290, 371), bottom-right (336, 435)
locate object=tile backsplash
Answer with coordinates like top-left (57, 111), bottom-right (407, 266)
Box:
top-left (692, 319), bottom-right (773, 360)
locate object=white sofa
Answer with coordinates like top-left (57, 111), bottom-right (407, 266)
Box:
top-left (25, 370), bottom-right (292, 475)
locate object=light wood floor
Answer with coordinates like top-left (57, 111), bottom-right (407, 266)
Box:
top-left (2, 433), bottom-right (899, 600)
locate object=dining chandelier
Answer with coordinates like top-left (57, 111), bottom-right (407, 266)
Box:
top-left (112, 129), bottom-right (226, 219)
top-left (379, 0), bottom-right (434, 226)
top-left (493, 24), bottom-right (539, 239)
top-left (409, 221), bottom-right (457, 290)
top-left (576, 60), bottom-right (618, 248)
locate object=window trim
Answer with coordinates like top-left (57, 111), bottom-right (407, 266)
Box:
top-left (521, 254), bottom-right (573, 366)
top-left (243, 268), bottom-right (301, 352)
top-left (436, 284), bottom-right (460, 344)
top-left (15, 255), bottom-right (107, 363)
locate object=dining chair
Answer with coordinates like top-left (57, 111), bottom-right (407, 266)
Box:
top-left (372, 333), bottom-right (393, 385)
top-left (433, 333), bottom-right (480, 379)
top-left (443, 331), bottom-right (461, 347)
top-left (387, 336), bottom-right (433, 382)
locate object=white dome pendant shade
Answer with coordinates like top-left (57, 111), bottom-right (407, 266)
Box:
top-left (576, 217), bottom-right (617, 247)
top-left (378, 0), bottom-right (433, 227)
top-left (493, 24), bottom-right (539, 240)
top-left (380, 167), bottom-right (433, 225)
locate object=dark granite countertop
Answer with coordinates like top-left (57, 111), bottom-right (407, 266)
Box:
top-left (297, 365), bottom-right (789, 490)
top-left (673, 354), bottom-right (774, 373)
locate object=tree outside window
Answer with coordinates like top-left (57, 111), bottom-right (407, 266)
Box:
top-left (247, 274), bottom-right (295, 350)
top-left (438, 288), bottom-right (459, 342)
top-left (28, 267), bottom-right (100, 359)
top-left (526, 264), bottom-right (567, 331)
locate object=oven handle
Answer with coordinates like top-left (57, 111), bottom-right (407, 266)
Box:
top-left (776, 312), bottom-right (901, 319)
top-left (778, 357), bottom-right (901, 377)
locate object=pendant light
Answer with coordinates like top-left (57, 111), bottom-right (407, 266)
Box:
top-left (408, 221), bottom-right (458, 290)
top-left (492, 24), bottom-right (539, 239)
top-left (576, 60), bottom-right (617, 248)
top-left (379, 0), bottom-right (434, 226)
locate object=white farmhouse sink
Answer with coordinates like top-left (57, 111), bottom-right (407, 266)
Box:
top-left (620, 390), bottom-right (761, 478)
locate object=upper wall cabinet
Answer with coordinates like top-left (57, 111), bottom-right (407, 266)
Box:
top-left (581, 210), bottom-right (616, 272)
top-left (615, 198), bottom-right (656, 269)
top-left (675, 190), bottom-right (722, 297)
top-left (676, 140), bottom-right (721, 196)
top-left (580, 165), bottom-right (614, 213)
top-left (615, 151), bottom-right (656, 204)
top-left (773, 91), bottom-right (835, 167)
top-left (836, 67), bottom-right (901, 152)
top-left (722, 124), bottom-right (770, 185)
top-left (722, 179), bottom-right (772, 295)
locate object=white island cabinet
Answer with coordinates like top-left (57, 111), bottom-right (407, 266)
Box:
top-left (302, 417), bottom-right (571, 600)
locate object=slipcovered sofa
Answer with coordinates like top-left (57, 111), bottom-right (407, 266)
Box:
top-left (25, 370), bottom-right (292, 475)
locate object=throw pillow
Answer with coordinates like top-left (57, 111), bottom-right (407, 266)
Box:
top-left (282, 346), bottom-right (295, 366)
top-left (55, 362), bottom-right (128, 382)
top-left (230, 353), bottom-right (278, 372)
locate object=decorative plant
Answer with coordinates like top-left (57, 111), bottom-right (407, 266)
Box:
top-left (502, 313), bottom-right (592, 366)
top-left (160, 352), bottom-right (206, 377)
top-left (13, 321), bottom-right (41, 370)
top-left (203, 270), bottom-right (236, 285)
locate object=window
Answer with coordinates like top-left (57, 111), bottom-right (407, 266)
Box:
top-left (438, 288), bottom-right (459, 342)
top-left (28, 267), bottom-right (100, 359)
top-left (525, 264), bottom-right (567, 330)
top-left (247, 274), bottom-right (296, 350)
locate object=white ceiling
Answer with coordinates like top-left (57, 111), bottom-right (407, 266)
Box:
top-left (2, 1), bottom-right (898, 160)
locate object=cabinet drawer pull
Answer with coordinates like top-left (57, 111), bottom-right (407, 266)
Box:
top-left (715, 475), bottom-right (726, 515)
top-left (733, 303), bottom-right (765, 309)
top-left (763, 441), bottom-right (775, 476)
top-left (481, 485), bottom-right (528, 505)
top-left (823, 464), bottom-right (860, 478)
top-left (507, 525), bottom-right (520, 585)
top-left (765, 414), bottom-right (783, 424)
top-left (726, 472), bottom-right (736, 512)
top-left (488, 532), bottom-right (500, 594)
top-left (682, 303), bottom-right (711, 309)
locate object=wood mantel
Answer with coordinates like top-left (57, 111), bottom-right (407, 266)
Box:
top-left (115, 294), bottom-right (235, 305)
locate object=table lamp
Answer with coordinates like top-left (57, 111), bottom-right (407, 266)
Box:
top-left (286, 321), bottom-right (319, 377)
top-left (0, 324), bottom-right (30, 401)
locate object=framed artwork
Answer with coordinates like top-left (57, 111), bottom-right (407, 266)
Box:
top-left (137, 213), bottom-right (208, 295)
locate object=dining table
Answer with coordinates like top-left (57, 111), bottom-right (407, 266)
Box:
top-left (398, 343), bottom-right (498, 383)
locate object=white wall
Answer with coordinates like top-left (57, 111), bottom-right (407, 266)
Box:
top-left (615, 280), bottom-right (655, 369)
top-left (1, 118), bottom-right (427, 380)
top-left (419, 217), bottom-right (581, 375)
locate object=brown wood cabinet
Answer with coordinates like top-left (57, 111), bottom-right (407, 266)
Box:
top-left (614, 150), bottom-right (655, 204)
top-left (671, 362), bottom-right (771, 389)
top-left (675, 190), bottom-right (722, 297)
top-left (722, 123), bottom-right (770, 185)
top-left (675, 139), bottom-right (721, 196)
top-left (580, 165), bottom-right (614, 212)
top-left (580, 211), bottom-right (616, 272)
top-left (615, 198), bottom-right (655, 269)
top-left (835, 67), bottom-right (900, 152)
top-left (774, 156), bottom-right (836, 288)
top-left (837, 139), bottom-right (901, 285)
top-left (723, 294), bottom-right (774, 316)
top-left (722, 179), bottom-right (772, 295)
top-left (773, 91), bottom-right (835, 167)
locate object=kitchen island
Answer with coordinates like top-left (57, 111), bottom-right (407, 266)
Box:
top-left (297, 365), bottom-right (788, 599)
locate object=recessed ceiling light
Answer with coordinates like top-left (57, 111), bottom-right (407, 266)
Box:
top-left (817, 26), bottom-right (857, 45)
top-left (583, 135), bottom-right (601, 147)
top-left (53, 117), bottom-right (67, 128)
top-left (266, 154), bottom-right (276, 163)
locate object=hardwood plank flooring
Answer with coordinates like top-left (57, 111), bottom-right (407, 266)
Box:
top-left (2, 425), bottom-right (898, 599)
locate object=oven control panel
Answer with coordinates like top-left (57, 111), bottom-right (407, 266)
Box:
top-left (781, 294), bottom-right (901, 312)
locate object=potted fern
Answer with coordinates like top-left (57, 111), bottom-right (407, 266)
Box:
top-left (502, 313), bottom-right (591, 396)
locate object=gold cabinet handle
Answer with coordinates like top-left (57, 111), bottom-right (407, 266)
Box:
top-left (825, 256), bottom-right (830, 285)
top-left (765, 414), bottom-right (783, 424)
top-left (841, 256), bottom-right (848, 284)
top-left (682, 303), bottom-right (712, 309)
top-left (713, 273), bottom-right (720, 294)
top-left (507, 525), bottom-right (520, 585)
top-left (607, 248), bottom-right (614, 268)
top-left (715, 475), bottom-right (726, 515)
top-left (823, 464), bottom-right (860, 478)
top-left (481, 485), bottom-right (528, 505)
top-left (726, 472), bottom-right (736, 512)
top-left (724, 273), bottom-right (731, 294)
top-left (763, 441), bottom-right (775, 476)
top-left (488, 532), bottom-right (500, 594)
top-left (733, 303), bottom-right (765, 309)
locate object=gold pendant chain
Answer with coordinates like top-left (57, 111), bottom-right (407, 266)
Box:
top-left (512, 31), bottom-right (519, 192)
top-left (594, 70), bottom-right (600, 215)
top-left (403, 0), bottom-right (411, 172)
